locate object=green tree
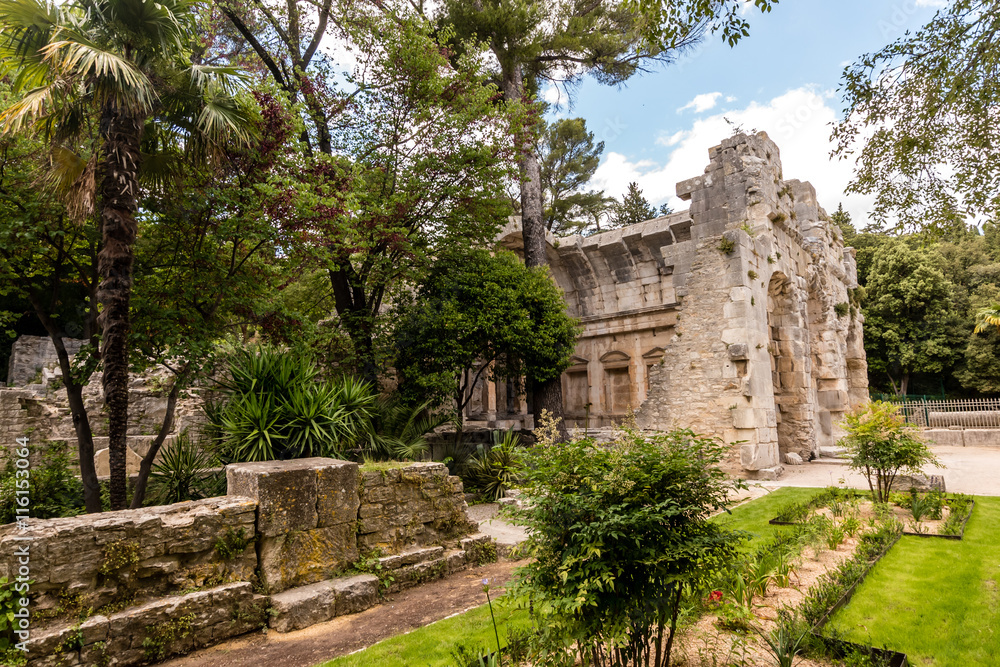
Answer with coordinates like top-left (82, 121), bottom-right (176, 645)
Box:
top-left (834, 0), bottom-right (1000, 233)
top-left (507, 426), bottom-right (744, 667)
top-left (0, 0), bottom-right (249, 509)
top-left (863, 239), bottom-right (968, 395)
top-left (216, 8), bottom-right (516, 385)
top-left (539, 118), bottom-right (608, 236)
top-left (840, 401), bottom-right (940, 504)
top-left (0, 119), bottom-right (104, 512)
top-left (830, 203), bottom-right (855, 245)
top-left (610, 181), bottom-right (657, 228)
top-left (393, 248), bottom-right (579, 439)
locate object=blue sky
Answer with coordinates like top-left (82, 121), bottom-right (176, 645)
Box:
top-left (542, 0), bottom-right (946, 225)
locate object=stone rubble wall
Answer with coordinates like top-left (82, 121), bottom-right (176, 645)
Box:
top-left (3, 458), bottom-right (483, 667)
top-left (357, 463), bottom-right (478, 553)
top-left (0, 338), bottom-right (207, 472)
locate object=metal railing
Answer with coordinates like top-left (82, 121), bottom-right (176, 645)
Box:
top-left (884, 397), bottom-right (1000, 429)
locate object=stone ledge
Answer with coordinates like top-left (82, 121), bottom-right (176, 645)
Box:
top-left (269, 574), bottom-right (379, 633)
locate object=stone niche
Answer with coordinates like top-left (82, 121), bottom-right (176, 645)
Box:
top-left (495, 132), bottom-right (868, 476)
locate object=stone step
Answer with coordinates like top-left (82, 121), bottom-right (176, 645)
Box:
top-left (378, 545), bottom-right (445, 570)
top-left (819, 446), bottom-right (849, 459)
top-left (269, 574), bottom-right (379, 633)
top-left (811, 457), bottom-right (847, 465)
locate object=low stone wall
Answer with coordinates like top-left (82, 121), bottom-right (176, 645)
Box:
top-left (3, 458), bottom-right (486, 667)
top-left (0, 497), bottom-right (257, 615)
top-left (922, 428), bottom-right (1000, 448)
top-left (358, 463), bottom-right (478, 552)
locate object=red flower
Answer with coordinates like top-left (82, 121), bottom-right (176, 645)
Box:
top-left (707, 591), bottom-right (723, 603)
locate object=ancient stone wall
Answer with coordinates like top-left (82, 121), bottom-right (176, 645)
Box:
top-left (495, 132), bottom-right (868, 475)
top-left (358, 463), bottom-right (477, 552)
top-left (3, 459), bottom-right (484, 666)
top-left (0, 340), bottom-right (206, 473)
top-left (5, 336), bottom-right (86, 387)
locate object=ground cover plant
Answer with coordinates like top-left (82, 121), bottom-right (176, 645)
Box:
top-left (828, 496), bottom-right (999, 666)
top-left (770, 485), bottom-right (973, 538)
top-left (318, 602), bottom-right (530, 667)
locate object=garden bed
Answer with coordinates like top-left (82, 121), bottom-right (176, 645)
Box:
top-left (769, 487), bottom-right (975, 539)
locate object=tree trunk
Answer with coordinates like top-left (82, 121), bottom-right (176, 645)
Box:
top-left (328, 266), bottom-right (379, 386)
top-left (53, 337), bottom-right (102, 513)
top-left (98, 105), bottom-right (143, 510)
top-left (130, 367), bottom-right (187, 508)
top-left (499, 63), bottom-right (566, 434)
top-left (28, 295), bottom-right (103, 512)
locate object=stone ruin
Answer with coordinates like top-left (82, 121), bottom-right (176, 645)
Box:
top-left (1, 335), bottom-right (204, 474)
top-left (481, 132), bottom-right (868, 476)
top-left (1, 133), bottom-right (868, 480)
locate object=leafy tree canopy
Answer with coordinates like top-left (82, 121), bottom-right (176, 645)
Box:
top-left (834, 0), bottom-right (1000, 233)
top-left (539, 117), bottom-right (609, 236)
top-left (393, 248), bottom-right (580, 422)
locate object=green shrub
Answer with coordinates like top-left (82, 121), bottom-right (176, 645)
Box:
top-left (208, 346), bottom-right (376, 462)
top-left (0, 441), bottom-right (84, 523)
top-left (506, 426), bottom-right (745, 667)
top-left (840, 402), bottom-right (940, 503)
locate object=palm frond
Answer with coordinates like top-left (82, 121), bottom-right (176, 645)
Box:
top-left (40, 37), bottom-right (155, 111)
top-left (974, 304), bottom-right (1000, 334)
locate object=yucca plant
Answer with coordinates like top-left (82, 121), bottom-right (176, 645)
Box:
top-left (358, 396), bottom-right (449, 461)
top-left (147, 432), bottom-right (220, 505)
top-left (466, 429), bottom-right (523, 501)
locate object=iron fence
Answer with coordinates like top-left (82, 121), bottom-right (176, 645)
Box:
top-left (883, 397), bottom-right (1000, 429)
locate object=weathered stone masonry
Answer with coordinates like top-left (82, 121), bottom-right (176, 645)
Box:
top-left (1, 459), bottom-right (486, 666)
top-left (489, 132), bottom-right (867, 474)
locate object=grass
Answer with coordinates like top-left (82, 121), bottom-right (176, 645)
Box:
top-left (827, 496), bottom-right (1000, 666)
top-left (317, 601), bottom-right (531, 667)
top-left (712, 486), bottom-right (823, 550)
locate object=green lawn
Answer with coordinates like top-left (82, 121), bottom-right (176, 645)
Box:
top-left (317, 601), bottom-right (531, 667)
top-left (827, 496), bottom-right (1000, 666)
top-left (712, 486), bottom-right (822, 550)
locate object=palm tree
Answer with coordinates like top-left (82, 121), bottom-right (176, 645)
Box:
top-left (975, 304), bottom-right (1000, 334)
top-left (0, 0), bottom-right (249, 510)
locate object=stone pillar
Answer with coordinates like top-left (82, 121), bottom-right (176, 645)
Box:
top-left (227, 458), bottom-right (360, 593)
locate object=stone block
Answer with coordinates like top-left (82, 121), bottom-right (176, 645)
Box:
top-left (269, 580), bottom-right (336, 632)
top-left (227, 458), bottom-right (327, 536)
top-left (259, 523), bottom-right (358, 593)
top-left (922, 429), bottom-right (964, 447)
top-left (754, 465), bottom-right (785, 481)
top-left (331, 574), bottom-right (379, 616)
top-left (782, 452), bottom-right (804, 465)
top-left (727, 343), bottom-right (749, 360)
top-left (316, 460), bottom-right (361, 528)
top-left (895, 474), bottom-right (945, 493)
top-left (961, 429), bottom-right (1000, 448)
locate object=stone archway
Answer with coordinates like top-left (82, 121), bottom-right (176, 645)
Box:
top-left (767, 273), bottom-right (816, 461)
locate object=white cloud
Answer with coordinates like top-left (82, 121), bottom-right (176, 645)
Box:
top-left (678, 92), bottom-right (724, 113)
top-left (655, 130), bottom-right (687, 147)
top-left (591, 86), bottom-right (875, 225)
